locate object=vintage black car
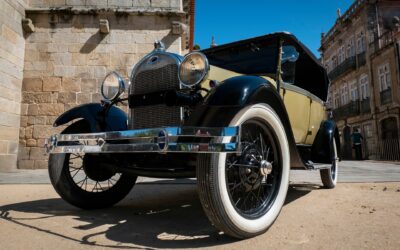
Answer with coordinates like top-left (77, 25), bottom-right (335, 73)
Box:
top-left (46, 32), bottom-right (339, 239)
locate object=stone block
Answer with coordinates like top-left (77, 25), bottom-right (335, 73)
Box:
top-left (0, 155), bottom-right (17, 171)
top-left (0, 126), bottom-right (19, 141)
top-left (20, 117), bottom-right (28, 128)
top-left (0, 141), bottom-right (8, 154)
top-left (81, 79), bottom-right (97, 93)
top-left (2, 24), bottom-right (19, 44)
top-left (133, 0), bottom-right (151, 7)
top-left (18, 160), bottom-right (34, 169)
top-left (18, 146), bottom-right (30, 160)
top-left (26, 139), bottom-right (37, 147)
top-left (35, 116), bottom-right (47, 125)
top-left (72, 53), bottom-right (88, 66)
top-left (58, 92), bottom-right (77, 104)
top-left (25, 126), bottom-right (33, 139)
top-left (43, 77), bottom-right (62, 91)
top-left (108, 0), bottom-right (132, 7)
top-left (37, 103), bottom-right (64, 115)
top-left (34, 160), bottom-right (48, 169)
top-left (22, 78), bottom-right (42, 92)
top-left (77, 93), bottom-right (92, 104)
top-left (29, 147), bottom-right (46, 160)
top-left (88, 53), bottom-right (110, 66)
top-left (62, 77), bottom-right (81, 92)
top-left (27, 116), bottom-right (35, 125)
top-left (86, 0), bottom-right (107, 7)
top-left (66, 0), bottom-right (85, 6)
top-left (23, 93), bottom-right (53, 104)
top-left (54, 66), bottom-right (76, 77)
top-left (8, 141), bottom-right (18, 155)
top-left (0, 112), bottom-right (20, 127)
top-left (151, 0), bottom-right (170, 8)
top-left (27, 104), bottom-right (38, 116)
top-left (51, 53), bottom-right (72, 65)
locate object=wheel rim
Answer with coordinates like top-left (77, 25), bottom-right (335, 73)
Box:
top-left (331, 140), bottom-right (338, 181)
top-left (66, 153), bottom-right (122, 193)
top-left (225, 119), bottom-right (282, 219)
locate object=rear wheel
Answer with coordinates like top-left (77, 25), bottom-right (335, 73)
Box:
top-left (197, 104), bottom-right (290, 238)
top-left (320, 139), bottom-right (338, 188)
top-left (48, 121), bottom-right (137, 209)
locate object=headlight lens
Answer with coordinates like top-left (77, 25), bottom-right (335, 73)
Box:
top-left (101, 72), bottom-right (125, 101)
top-left (179, 52), bottom-right (209, 87)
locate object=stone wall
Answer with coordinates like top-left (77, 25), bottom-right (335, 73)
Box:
top-left (19, 8), bottom-right (185, 169)
top-left (0, 0), bottom-right (27, 171)
top-left (28, 0), bottom-right (182, 10)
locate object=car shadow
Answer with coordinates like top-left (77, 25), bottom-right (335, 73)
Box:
top-left (0, 182), bottom-right (318, 249)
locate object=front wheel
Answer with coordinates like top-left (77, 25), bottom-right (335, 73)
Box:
top-left (48, 121), bottom-right (137, 209)
top-left (197, 104), bottom-right (290, 239)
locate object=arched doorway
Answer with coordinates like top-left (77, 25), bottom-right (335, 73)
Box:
top-left (342, 125), bottom-right (352, 160)
top-left (379, 117), bottom-right (400, 160)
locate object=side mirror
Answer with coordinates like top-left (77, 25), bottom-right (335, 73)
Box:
top-left (282, 45), bottom-right (299, 64)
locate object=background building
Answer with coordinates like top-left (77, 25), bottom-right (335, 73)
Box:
top-left (320, 0), bottom-right (400, 160)
top-left (0, 0), bottom-right (194, 171)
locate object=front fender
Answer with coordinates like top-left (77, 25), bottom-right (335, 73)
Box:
top-left (311, 120), bottom-right (340, 163)
top-left (53, 103), bottom-right (127, 132)
top-left (187, 75), bottom-right (306, 169)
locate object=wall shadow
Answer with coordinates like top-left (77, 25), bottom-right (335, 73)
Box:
top-left (0, 182), bottom-right (317, 249)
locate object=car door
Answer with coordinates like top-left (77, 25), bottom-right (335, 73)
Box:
top-left (282, 83), bottom-right (311, 144)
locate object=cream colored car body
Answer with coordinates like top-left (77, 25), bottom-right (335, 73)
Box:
top-left (202, 65), bottom-right (326, 145)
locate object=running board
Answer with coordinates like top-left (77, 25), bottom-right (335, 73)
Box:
top-left (305, 161), bottom-right (332, 170)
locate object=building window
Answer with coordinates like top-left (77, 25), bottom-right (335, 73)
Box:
top-left (347, 37), bottom-right (355, 57)
top-left (340, 84), bottom-right (349, 105)
top-left (349, 80), bottom-right (358, 101)
top-left (356, 31), bottom-right (365, 54)
top-left (334, 90), bottom-right (340, 108)
top-left (378, 63), bottom-right (391, 91)
top-left (359, 74), bottom-right (369, 99)
top-left (363, 123), bottom-right (373, 138)
top-left (338, 46), bottom-right (345, 64)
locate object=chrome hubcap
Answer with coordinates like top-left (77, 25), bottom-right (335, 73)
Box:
top-left (260, 160), bottom-right (273, 176)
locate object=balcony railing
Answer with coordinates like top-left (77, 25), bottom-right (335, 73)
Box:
top-left (328, 56), bottom-right (356, 81)
top-left (357, 52), bottom-right (366, 67)
top-left (369, 31), bottom-right (394, 55)
top-left (333, 101), bottom-right (360, 120)
top-left (360, 98), bottom-right (371, 114)
top-left (380, 88), bottom-right (392, 105)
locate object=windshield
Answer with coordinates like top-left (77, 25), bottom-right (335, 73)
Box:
top-left (203, 41), bottom-right (278, 75)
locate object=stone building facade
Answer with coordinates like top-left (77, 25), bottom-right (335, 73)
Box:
top-left (0, 0), bottom-right (194, 171)
top-left (320, 0), bottom-right (400, 160)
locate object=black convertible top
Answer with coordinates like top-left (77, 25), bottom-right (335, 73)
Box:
top-left (201, 32), bottom-right (329, 101)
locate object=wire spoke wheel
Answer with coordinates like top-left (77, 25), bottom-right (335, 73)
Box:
top-left (48, 120), bottom-right (137, 210)
top-left (226, 119), bottom-right (281, 219)
top-left (197, 104), bottom-right (290, 239)
top-left (66, 153), bottom-right (121, 193)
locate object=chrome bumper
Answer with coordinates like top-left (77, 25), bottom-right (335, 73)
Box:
top-left (45, 127), bottom-right (240, 154)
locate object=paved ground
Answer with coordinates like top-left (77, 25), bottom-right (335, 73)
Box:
top-left (1, 161), bottom-right (399, 184)
top-left (0, 161), bottom-right (399, 249)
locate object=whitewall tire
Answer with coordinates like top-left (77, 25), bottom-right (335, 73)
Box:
top-left (197, 104), bottom-right (290, 238)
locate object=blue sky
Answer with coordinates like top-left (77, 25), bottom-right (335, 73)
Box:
top-left (194, 0), bottom-right (354, 57)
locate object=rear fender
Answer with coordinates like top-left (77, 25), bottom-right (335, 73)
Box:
top-left (311, 120), bottom-right (340, 163)
top-left (53, 103), bottom-right (127, 132)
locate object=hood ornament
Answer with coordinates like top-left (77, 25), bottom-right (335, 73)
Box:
top-left (154, 40), bottom-right (166, 51)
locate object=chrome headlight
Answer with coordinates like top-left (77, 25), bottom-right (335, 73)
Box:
top-left (179, 52), bottom-right (210, 88)
top-left (101, 71), bottom-right (125, 101)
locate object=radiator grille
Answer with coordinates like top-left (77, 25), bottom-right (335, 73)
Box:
top-left (129, 52), bottom-right (182, 129)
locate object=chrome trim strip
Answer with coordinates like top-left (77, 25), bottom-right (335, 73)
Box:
top-left (45, 126), bottom-right (240, 154)
top-left (282, 82), bottom-right (325, 105)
